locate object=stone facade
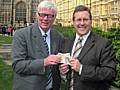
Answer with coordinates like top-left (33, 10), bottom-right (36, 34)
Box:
top-left (0, 0), bottom-right (43, 27)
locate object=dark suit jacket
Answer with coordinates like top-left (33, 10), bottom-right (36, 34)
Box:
top-left (12, 23), bottom-right (63, 90)
top-left (62, 32), bottom-right (116, 90)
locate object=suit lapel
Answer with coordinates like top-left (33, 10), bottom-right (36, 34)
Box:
top-left (32, 23), bottom-right (48, 56)
top-left (51, 41), bottom-right (56, 54)
top-left (69, 36), bottom-right (76, 55)
top-left (50, 30), bottom-right (57, 54)
top-left (78, 32), bottom-right (95, 61)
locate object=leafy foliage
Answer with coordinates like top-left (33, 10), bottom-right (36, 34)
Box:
top-left (54, 25), bottom-right (75, 37)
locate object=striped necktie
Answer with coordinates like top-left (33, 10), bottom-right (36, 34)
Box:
top-left (43, 33), bottom-right (49, 55)
top-left (69, 38), bottom-right (83, 90)
top-left (43, 34), bottom-right (52, 89)
top-left (73, 38), bottom-right (83, 58)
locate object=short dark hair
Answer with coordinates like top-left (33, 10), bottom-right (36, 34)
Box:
top-left (72, 5), bottom-right (92, 21)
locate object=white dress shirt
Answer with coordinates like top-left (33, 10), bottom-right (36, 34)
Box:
top-left (61, 31), bottom-right (91, 80)
top-left (39, 27), bottom-right (51, 55)
top-left (71, 31), bottom-right (91, 74)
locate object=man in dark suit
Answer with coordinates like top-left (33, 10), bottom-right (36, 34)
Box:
top-left (59, 5), bottom-right (116, 90)
top-left (12, 1), bottom-right (63, 90)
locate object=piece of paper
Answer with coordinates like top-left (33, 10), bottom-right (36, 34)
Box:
top-left (58, 53), bottom-right (71, 65)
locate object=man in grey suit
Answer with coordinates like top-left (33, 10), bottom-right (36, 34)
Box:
top-left (12, 1), bottom-right (63, 90)
top-left (59, 5), bottom-right (116, 90)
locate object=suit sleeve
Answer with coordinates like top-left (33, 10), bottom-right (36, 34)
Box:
top-left (12, 30), bottom-right (45, 75)
top-left (80, 40), bottom-right (116, 81)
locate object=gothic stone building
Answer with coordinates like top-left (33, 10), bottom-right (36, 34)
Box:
top-left (0, 0), bottom-right (43, 27)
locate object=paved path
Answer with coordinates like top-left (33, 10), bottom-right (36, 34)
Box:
top-left (0, 44), bottom-right (12, 65)
top-left (110, 86), bottom-right (120, 90)
top-left (3, 60), bottom-right (12, 65)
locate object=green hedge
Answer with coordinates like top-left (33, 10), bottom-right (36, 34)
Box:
top-left (54, 25), bottom-right (75, 37)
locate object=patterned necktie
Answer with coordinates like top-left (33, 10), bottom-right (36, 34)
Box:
top-left (69, 38), bottom-right (83, 90)
top-left (43, 34), bottom-right (52, 89)
top-left (43, 33), bottom-right (49, 55)
top-left (73, 38), bottom-right (83, 58)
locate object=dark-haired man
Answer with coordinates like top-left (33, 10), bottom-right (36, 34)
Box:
top-left (59, 5), bottom-right (116, 90)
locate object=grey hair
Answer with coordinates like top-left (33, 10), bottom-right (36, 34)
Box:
top-left (37, 0), bottom-right (57, 14)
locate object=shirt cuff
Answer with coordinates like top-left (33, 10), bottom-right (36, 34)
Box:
top-left (79, 64), bottom-right (83, 75)
top-left (61, 74), bottom-right (66, 80)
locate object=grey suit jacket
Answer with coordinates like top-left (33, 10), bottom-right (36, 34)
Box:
top-left (62, 32), bottom-right (116, 90)
top-left (12, 23), bottom-right (63, 90)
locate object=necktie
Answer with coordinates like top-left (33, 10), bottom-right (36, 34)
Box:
top-left (69, 38), bottom-right (83, 90)
top-left (43, 33), bottom-right (49, 55)
top-left (43, 34), bottom-right (52, 89)
top-left (73, 38), bottom-right (83, 58)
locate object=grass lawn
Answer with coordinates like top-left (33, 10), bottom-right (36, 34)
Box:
top-left (0, 35), bottom-right (12, 45)
top-left (0, 59), bottom-right (13, 90)
top-left (0, 35), bottom-right (13, 90)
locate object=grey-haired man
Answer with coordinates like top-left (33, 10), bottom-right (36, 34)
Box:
top-left (12, 1), bottom-right (63, 90)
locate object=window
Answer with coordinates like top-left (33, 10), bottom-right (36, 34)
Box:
top-left (15, 2), bottom-right (26, 21)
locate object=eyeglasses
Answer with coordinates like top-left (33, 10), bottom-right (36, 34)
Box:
top-left (38, 13), bottom-right (54, 18)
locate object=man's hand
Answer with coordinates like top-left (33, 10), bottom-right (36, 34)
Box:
top-left (44, 55), bottom-right (61, 66)
top-left (59, 63), bottom-right (69, 75)
top-left (70, 58), bottom-right (81, 72)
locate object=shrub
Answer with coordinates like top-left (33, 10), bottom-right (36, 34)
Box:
top-left (54, 25), bottom-right (75, 37)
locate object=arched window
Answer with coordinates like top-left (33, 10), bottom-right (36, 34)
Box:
top-left (15, 2), bottom-right (26, 21)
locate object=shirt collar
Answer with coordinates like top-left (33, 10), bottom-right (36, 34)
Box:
top-left (75, 31), bottom-right (91, 41)
top-left (39, 27), bottom-right (50, 37)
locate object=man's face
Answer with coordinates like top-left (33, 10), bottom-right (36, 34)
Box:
top-left (36, 8), bottom-right (56, 32)
top-left (73, 11), bottom-right (92, 36)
